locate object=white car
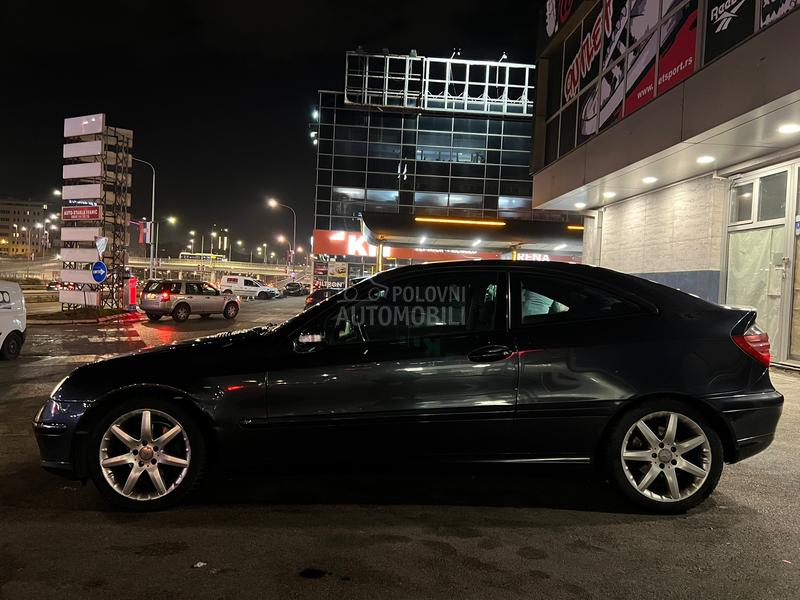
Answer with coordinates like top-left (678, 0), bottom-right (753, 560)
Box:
top-left (219, 276), bottom-right (279, 299)
top-left (0, 281), bottom-right (26, 359)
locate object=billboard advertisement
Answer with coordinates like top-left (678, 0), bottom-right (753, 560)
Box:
top-left (703, 0), bottom-right (756, 63)
top-left (62, 205), bottom-right (102, 221)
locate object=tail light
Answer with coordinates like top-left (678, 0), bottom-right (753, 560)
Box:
top-left (733, 323), bottom-right (770, 367)
top-left (305, 296), bottom-right (313, 305)
top-left (160, 291), bottom-right (171, 302)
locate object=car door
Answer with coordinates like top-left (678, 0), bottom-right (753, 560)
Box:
top-left (200, 282), bottom-right (225, 312)
top-left (264, 268), bottom-right (518, 461)
top-left (509, 269), bottom-right (648, 460)
top-left (182, 282), bottom-right (202, 311)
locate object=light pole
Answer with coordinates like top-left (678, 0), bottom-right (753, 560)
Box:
top-left (132, 157), bottom-right (157, 278)
top-left (262, 243), bottom-right (267, 264)
top-left (277, 234), bottom-right (292, 264)
top-left (153, 215), bottom-right (177, 268)
top-left (267, 198), bottom-right (296, 265)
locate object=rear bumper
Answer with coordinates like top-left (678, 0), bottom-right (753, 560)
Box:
top-left (705, 390), bottom-right (783, 462)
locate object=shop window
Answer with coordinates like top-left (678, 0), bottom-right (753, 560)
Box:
top-left (334, 156), bottom-right (366, 172)
top-left (333, 171), bottom-right (365, 188)
top-left (559, 100), bottom-right (577, 155)
top-left (499, 196), bottom-right (531, 210)
top-left (368, 143), bottom-right (401, 158)
top-left (317, 185), bottom-right (331, 201)
top-left (369, 128), bottom-right (401, 144)
top-left (418, 131), bottom-right (452, 147)
top-left (448, 194), bottom-right (483, 209)
top-left (365, 189), bottom-right (399, 213)
top-left (334, 140), bottom-right (365, 156)
top-left (414, 192), bottom-right (448, 207)
top-left (419, 116), bottom-right (452, 132)
top-left (416, 162), bottom-right (449, 176)
top-left (450, 178), bottom-right (483, 195)
top-left (366, 173), bottom-right (399, 189)
top-left (488, 119), bottom-right (503, 135)
top-left (316, 201), bottom-right (331, 215)
top-left (730, 184), bottom-right (753, 223)
top-left (758, 171), bottom-right (787, 222)
top-left (367, 157), bottom-right (399, 173)
top-left (317, 155), bottom-right (332, 169)
top-left (336, 124), bottom-right (369, 141)
top-left (453, 133), bottom-right (486, 149)
top-left (454, 118), bottom-right (488, 134)
top-left (451, 163), bottom-right (485, 178)
top-left (502, 136), bottom-right (531, 152)
top-left (500, 150), bottom-right (530, 166)
top-left (415, 176), bottom-right (449, 192)
top-left (337, 111), bottom-right (368, 127)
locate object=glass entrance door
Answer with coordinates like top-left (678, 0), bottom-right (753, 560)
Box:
top-left (725, 169), bottom-right (791, 362)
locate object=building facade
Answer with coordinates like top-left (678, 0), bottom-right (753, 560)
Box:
top-left (532, 0), bottom-right (800, 364)
top-left (311, 51), bottom-right (583, 280)
top-left (0, 198), bottom-right (58, 258)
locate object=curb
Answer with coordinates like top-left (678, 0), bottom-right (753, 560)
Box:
top-left (27, 312), bottom-right (146, 326)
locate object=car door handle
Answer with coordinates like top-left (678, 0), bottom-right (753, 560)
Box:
top-left (467, 345), bottom-right (513, 363)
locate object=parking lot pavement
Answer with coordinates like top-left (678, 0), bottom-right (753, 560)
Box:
top-left (0, 306), bottom-right (798, 598)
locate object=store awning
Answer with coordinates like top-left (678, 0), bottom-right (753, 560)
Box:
top-left (359, 212), bottom-right (583, 256)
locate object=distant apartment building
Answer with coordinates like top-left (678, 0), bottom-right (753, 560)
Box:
top-left (0, 198), bottom-right (59, 258)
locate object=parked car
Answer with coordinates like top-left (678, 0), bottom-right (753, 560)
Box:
top-left (34, 261), bottom-right (782, 511)
top-left (220, 276), bottom-right (279, 299)
top-left (284, 281), bottom-right (310, 296)
top-left (138, 279), bottom-right (240, 322)
top-left (0, 281), bottom-right (26, 360)
top-left (304, 287), bottom-right (339, 310)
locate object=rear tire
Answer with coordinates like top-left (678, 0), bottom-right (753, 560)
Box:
top-left (146, 313), bottom-right (162, 322)
top-left (172, 303), bottom-right (191, 322)
top-left (605, 398), bottom-right (723, 514)
top-left (1, 332), bottom-right (23, 360)
top-left (223, 302), bottom-right (239, 319)
top-left (87, 397), bottom-right (207, 511)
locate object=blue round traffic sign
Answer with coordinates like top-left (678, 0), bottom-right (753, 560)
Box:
top-left (91, 261), bottom-right (108, 283)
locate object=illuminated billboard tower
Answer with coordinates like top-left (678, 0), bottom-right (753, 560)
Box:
top-left (60, 113), bottom-right (133, 309)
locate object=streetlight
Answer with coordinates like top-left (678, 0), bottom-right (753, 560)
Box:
top-left (267, 198), bottom-right (296, 265)
top-left (52, 189), bottom-right (62, 197)
top-left (153, 215), bottom-right (177, 265)
top-left (132, 157), bottom-right (157, 278)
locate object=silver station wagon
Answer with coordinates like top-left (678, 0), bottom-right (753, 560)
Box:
top-left (139, 279), bottom-right (240, 322)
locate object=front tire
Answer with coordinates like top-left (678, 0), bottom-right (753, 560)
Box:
top-left (1, 332), bottom-right (23, 360)
top-left (258, 291), bottom-right (268, 300)
top-left (87, 397), bottom-right (207, 511)
top-left (146, 313), bottom-right (162, 322)
top-left (605, 399), bottom-right (723, 514)
top-left (223, 302), bottom-right (239, 319)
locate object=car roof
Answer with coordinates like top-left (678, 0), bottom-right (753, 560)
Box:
top-left (369, 259), bottom-right (714, 311)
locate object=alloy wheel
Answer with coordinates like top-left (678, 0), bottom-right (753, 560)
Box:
top-left (620, 411), bottom-right (711, 503)
top-left (98, 409), bottom-right (191, 501)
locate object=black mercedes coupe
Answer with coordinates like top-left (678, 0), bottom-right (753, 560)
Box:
top-left (33, 260), bottom-right (782, 512)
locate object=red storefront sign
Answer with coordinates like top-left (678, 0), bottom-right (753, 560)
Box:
top-left (62, 205), bottom-right (102, 221)
top-left (312, 229), bottom-right (501, 261)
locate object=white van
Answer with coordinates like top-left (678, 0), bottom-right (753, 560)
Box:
top-left (219, 276), bottom-right (279, 299)
top-left (0, 281), bottom-right (26, 359)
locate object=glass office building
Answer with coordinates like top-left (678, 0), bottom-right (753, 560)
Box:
top-left (312, 51), bottom-right (542, 234)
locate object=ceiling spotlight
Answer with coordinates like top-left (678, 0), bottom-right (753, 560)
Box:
top-left (642, 176), bottom-right (658, 184)
top-left (778, 123), bottom-right (800, 134)
top-left (554, 243), bottom-right (567, 251)
top-left (471, 238), bottom-right (482, 247)
top-left (696, 155), bottom-right (715, 164)
top-left (602, 191), bottom-right (617, 199)
top-left (419, 236), bottom-right (427, 245)
top-left (574, 202), bottom-right (587, 209)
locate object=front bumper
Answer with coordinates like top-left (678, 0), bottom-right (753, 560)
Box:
top-left (705, 390), bottom-right (783, 462)
top-left (32, 399), bottom-right (90, 478)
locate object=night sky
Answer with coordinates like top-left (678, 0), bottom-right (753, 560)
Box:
top-left (1, 0), bottom-right (541, 256)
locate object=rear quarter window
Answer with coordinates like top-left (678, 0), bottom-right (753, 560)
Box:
top-left (513, 272), bottom-right (641, 326)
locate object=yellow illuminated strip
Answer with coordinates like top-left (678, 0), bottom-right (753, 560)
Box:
top-left (414, 217), bottom-right (506, 226)
top-left (567, 225), bottom-right (585, 231)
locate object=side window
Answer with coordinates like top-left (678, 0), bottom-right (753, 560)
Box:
top-left (244, 279), bottom-right (256, 287)
top-left (169, 282), bottom-right (182, 294)
top-left (298, 307), bottom-right (364, 347)
top-left (185, 282), bottom-right (201, 295)
top-left (513, 273), bottom-right (638, 326)
top-left (0, 291), bottom-right (10, 305)
top-left (355, 271), bottom-right (500, 342)
top-left (202, 283), bottom-right (219, 296)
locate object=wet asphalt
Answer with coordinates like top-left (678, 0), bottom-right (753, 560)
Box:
top-left (0, 297), bottom-right (798, 599)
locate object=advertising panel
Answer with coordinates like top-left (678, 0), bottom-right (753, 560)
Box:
top-left (657, 0), bottom-right (699, 94)
top-left (63, 114), bottom-right (105, 137)
top-left (761, 0), bottom-right (799, 26)
top-left (703, 0), bottom-right (756, 63)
